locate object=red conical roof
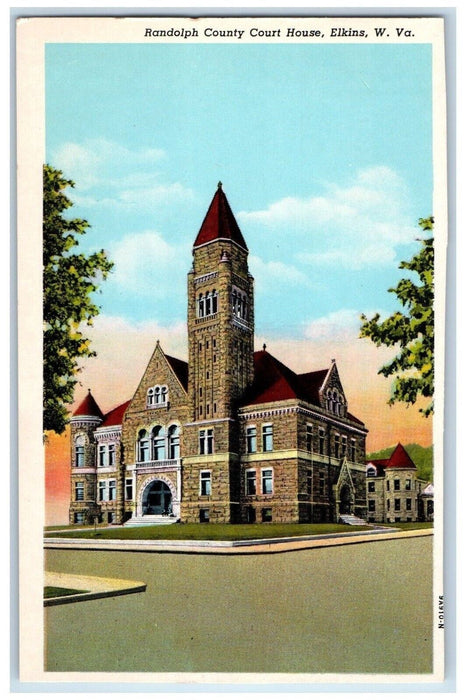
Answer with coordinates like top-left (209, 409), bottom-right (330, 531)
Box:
top-left (193, 183), bottom-right (248, 250)
top-left (386, 443), bottom-right (416, 470)
top-left (73, 390), bottom-right (104, 419)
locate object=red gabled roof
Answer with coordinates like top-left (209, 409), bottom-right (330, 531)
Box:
top-left (386, 442), bottom-right (416, 470)
top-left (166, 354), bottom-right (189, 391)
top-left (100, 400), bottom-right (131, 428)
top-left (242, 350), bottom-right (328, 408)
top-left (193, 183), bottom-right (248, 250)
top-left (73, 390), bottom-right (103, 419)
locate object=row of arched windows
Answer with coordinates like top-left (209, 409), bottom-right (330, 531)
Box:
top-left (326, 388), bottom-right (346, 417)
top-left (197, 290), bottom-right (218, 318)
top-left (147, 385), bottom-right (168, 407)
top-left (137, 424), bottom-right (180, 462)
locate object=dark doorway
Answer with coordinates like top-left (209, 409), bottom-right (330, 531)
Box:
top-left (339, 485), bottom-right (352, 515)
top-left (143, 480), bottom-right (172, 515)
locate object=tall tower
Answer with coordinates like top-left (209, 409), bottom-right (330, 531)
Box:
top-left (187, 182), bottom-right (254, 421)
top-left (182, 183), bottom-right (254, 523)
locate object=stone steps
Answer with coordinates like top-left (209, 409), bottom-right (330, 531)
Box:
top-left (124, 515), bottom-right (179, 527)
top-left (339, 514), bottom-right (368, 526)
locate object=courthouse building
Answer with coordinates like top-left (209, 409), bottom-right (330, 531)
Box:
top-left (69, 184), bottom-right (369, 526)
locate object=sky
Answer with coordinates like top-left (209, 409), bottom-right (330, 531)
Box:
top-left (45, 41), bottom-right (434, 523)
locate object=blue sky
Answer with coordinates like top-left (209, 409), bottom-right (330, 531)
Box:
top-left (46, 42), bottom-right (432, 344)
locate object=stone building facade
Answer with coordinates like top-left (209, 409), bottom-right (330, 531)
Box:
top-left (69, 184), bottom-right (369, 526)
top-left (366, 443), bottom-right (431, 523)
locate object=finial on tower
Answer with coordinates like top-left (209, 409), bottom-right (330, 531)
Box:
top-left (217, 181), bottom-right (223, 190)
top-left (263, 343), bottom-right (267, 351)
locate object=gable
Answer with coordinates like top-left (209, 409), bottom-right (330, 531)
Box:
top-left (320, 361), bottom-right (346, 405)
top-left (125, 341), bottom-right (188, 416)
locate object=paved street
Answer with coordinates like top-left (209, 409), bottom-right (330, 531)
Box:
top-left (45, 535), bottom-right (433, 674)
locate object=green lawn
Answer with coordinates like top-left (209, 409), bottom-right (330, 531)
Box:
top-left (390, 521), bottom-right (433, 530)
top-left (44, 520), bottom-right (433, 541)
top-left (44, 586), bottom-right (89, 599)
top-left (45, 522), bottom-right (375, 541)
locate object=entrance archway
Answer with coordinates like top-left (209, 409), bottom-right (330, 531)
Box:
top-left (142, 480), bottom-right (173, 516)
top-left (339, 484), bottom-right (352, 515)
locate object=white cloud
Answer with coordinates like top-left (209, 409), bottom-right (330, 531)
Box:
top-left (51, 138), bottom-right (193, 210)
top-left (239, 166), bottom-right (419, 269)
top-left (249, 254), bottom-right (315, 293)
top-left (303, 308), bottom-right (390, 342)
top-left (109, 230), bottom-right (187, 298)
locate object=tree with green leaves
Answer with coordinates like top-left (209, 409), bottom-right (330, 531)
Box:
top-left (43, 164), bottom-right (113, 434)
top-left (360, 217), bottom-right (434, 417)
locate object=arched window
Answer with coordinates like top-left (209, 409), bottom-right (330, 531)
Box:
top-left (366, 466), bottom-right (377, 477)
top-left (147, 387), bottom-right (155, 406)
top-left (75, 435), bottom-right (85, 467)
top-left (168, 424), bottom-right (180, 459)
top-left (212, 290), bottom-right (218, 314)
top-left (198, 293), bottom-right (205, 318)
top-left (152, 426), bottom-right (166, 461)
top-left (138, 429), bottom-right (149, 462)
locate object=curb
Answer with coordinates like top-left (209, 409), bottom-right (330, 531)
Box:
top-left (44, 527), bottom-right (433, 555)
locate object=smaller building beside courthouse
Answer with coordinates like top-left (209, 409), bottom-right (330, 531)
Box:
top-left (366, 443), bottom-right (433, 523)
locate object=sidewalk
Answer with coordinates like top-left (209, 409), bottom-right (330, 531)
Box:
top-left (44, 526), bottom-right (433, 556)
top-left (44, 571), bottom-right (146, 606)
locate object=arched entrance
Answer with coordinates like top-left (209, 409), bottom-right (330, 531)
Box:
top-left (142, 480), bottom-right (173, 516)
top-left (339, 484), bottom-right (352, 515)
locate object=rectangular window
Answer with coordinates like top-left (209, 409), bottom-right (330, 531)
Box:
top-left (261, 508), bottom-right (272, 522)
top-left (74, 512), bottom-right (85, 524)
top-left (387, 499), bottom-right (390, 511)
top-left (199, 508), bottom-right (210, 523)
top-left (307, 469), bottom-right (313, 495)
top-left (262, 468), bottom-right (273, 494)
top-left (334, 434), bottom-right (340, 458)
top-left (319, 471), bottom-right (325, 495)
top-left (199, 428), bottom-right (214, 455)
top-left (125, 478), bottom-right (133, 500)
top-left (368, 481), bottom-right (375, 492)
top-left (406, 498), bottom-right (412, 511)
top-left (75, 482), bottom-right (84, 501)
top-left (246, 426), bottom-right (257, 453)
top-left (98, 444), bottom-right (106, 467)
top-left (75, 445), bottom-right (85, 467)
top-left (394, 498), bottom-right (401, 511)
top-left (341, 436), bottom-right (347, 456)
top-left (108, 479), bottom-right (116, 500)
top-left (368, 500), bottom-right (376, 512)
top-left (108, 512), bottom-right (114, 524)
top-left (319, 428), bottom-right (325, 455)
top-left (394, 479), bottom-right (400, 491)
top-left (306, 424), bottom-right (313, 452)
top-left (350, 439), bottom-right (356, 461)
top-left (405, 478), bottom-right (412, 490)
top-left (108, 444), bottom-right (116, 466)
top-left (386, 480), bottom-right (390, 491)
top-left (262, 424), bottom-right (273, 452)
top-left (246, 470), bottom-right (256, 495)
top-left (200, 471), bottom-right (211, 496)
top-left (98, 480), bottom-right (106, 501)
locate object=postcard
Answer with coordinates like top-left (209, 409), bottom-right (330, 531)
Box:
top-left (16, 14), bottom-right (448, 688)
